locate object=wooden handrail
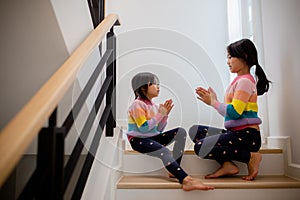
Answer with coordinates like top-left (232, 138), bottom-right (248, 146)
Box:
top-left (0, 14), bottom-right (119, 187)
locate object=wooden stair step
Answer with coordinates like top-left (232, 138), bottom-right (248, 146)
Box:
top-left (124, 147), bottom-right (283, 155)
top-left (117, 175), bottom-right (300, 189)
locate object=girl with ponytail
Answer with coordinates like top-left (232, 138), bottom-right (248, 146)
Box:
top-left (227, 39), bottom-right (271, 96)
top-left (189, 39), bottom-right (270, 181)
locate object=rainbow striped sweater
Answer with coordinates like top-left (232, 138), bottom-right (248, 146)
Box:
top-left (213, 74), bottom-right (262, 130)
top-left (127, 98), bottom-right (168, 139)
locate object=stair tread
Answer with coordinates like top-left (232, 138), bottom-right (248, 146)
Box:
top-left (117, 175), bottom-right (300, 189)
top-left (125, 147), bottom-right (282, 154)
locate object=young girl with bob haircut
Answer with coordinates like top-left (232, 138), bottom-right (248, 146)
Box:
top-left (127, 72), bottom-right (214, 191)
top-left (189, 38), bottom-right (271, 181)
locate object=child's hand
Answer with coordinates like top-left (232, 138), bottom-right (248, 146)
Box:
top-left (159, 99), bottom-right (174, 116)
top-left (158, 104), bottom-right (168, 116)
top-left (208, 87), bottom-right (218, 106)
top-left (163, 99), bottom-right (174, 115)
top-left (196, 87), bottom-right (218, 106)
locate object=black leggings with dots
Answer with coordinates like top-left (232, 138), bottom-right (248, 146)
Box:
top-left (189, 125), bottom-right (261, 164)
top-left (129, 127), bottom-right (188, 184)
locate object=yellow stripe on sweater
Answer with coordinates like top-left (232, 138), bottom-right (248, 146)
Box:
top-left (246, 102), bottom-right (258, 112)
top-left (231, 99), bottom-right (246, 115)
top-left (231, 99), bottom-right (258, 115)
top-left (134, 116), bottom-right (147, 128)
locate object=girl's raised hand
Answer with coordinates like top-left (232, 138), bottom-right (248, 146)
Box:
top-left (196, 87), bottom-right (218, 106)
top-left (158, 105), bottom-right (168, 116)
top-left (163, 99), bottom-right (174, 115)
top-left (208, 87), bottom-right (218, 105)
top-left (159, 99), bottom-right (174, 116)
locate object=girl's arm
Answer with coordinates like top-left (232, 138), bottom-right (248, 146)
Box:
top-left (196, 87), bottom-right (226, 116)
top-left (129, 102), bottom-right (165, 133)
top-left (157, 116), bottom-right (168, 132)
top-left (212, 101), bottom-right (226, 117)
top-left (157, 99), bottom-right (173, 132)
top-left (214, 78), bottom-right (253, 118)
top-left (130, 100), bottom-right (173, 133)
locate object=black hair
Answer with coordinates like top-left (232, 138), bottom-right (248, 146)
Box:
top-left (227, 38), bottom-right (271, 96)
top-left (131, 72), bottom-right (159, 100)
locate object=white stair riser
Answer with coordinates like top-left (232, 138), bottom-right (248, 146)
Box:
top-left (123, 153), bottom-right (284, 176)
top-left (116, 188), bottom-right (300, 200)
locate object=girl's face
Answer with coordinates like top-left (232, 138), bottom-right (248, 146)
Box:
top-left (227, 54), bottom-right (249, 75)
top-left (146, 83), bottom-right (160, 100)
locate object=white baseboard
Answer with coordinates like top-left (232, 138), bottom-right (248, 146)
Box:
top-left (267, 136), bottom-right (300, 180)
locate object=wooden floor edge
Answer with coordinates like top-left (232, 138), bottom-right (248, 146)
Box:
top-left (124, 148), bottom-right (283, 155)
top-left (117, 175), bottom-right (300, 189)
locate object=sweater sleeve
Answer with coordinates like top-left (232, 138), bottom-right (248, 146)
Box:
top-left (212, 78), bottom-right (254, 119)
top-left (129, 101), bottom-right (163, 133)
top-left (212, 101), bottom-right (227, 117)
top-left (157, 116), bottom-right (168, 132)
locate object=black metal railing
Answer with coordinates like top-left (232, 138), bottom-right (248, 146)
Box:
top-left (87, 0), bottom-right (105, 28)
top-left (2, 20), bottom-right (118, 200)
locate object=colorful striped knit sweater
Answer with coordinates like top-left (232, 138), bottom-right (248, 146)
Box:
top-left (213, 74), bottom-right (262, 130)
top-left (127, 98), bottom-right (168, 139)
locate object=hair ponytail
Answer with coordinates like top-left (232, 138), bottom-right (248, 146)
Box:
top-left (255, 64), bottom-right (270, 96)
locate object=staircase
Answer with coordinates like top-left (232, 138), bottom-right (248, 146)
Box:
top-left (115, 139), bottom-right (300, 200)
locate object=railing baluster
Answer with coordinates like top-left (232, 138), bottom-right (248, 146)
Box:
top-left (36, 129), bottom-right (56, 199)
top-left (106, 27), bottom-right (116, 137)
top-left (54, 128), bottom-right (65, 200)
top-left (35, 109), bottom-right (65, 200)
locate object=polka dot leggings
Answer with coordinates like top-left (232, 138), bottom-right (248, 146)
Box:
top-left (129, 127), bottom-right (188, 184)
top-left (189, 125), bottom-right (261, 164)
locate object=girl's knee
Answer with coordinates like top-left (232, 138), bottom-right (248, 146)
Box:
top-left (189, 125), bottom-right (199, 142)
top-left (194, 143), bottom-right (209, 159)
top-left (176, 127), bottom-right (187, 138)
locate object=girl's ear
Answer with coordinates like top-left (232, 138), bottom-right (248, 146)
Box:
top-left (141, 86), bottom-right (147, 93)
top-left (142, 85), bottom-right (149, 97)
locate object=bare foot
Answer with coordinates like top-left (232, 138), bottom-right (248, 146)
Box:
top-left (205, 161), bottom-right (239, 179)
top-left (243, 152), bottom-right (262, 181)
top-left (182, 176), bottom-right (214, 191)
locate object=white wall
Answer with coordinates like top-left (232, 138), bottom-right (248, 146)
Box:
top-left (261, 0), bottom-right (300, 164)
top-left (106, 0), bottom-right (230, 133)
top-left (50, 0), bottom-right (94, 53)
top-left (49, 0), bottom-right (107, 155)
top-left (0, 0), bottom-right (69, 129)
